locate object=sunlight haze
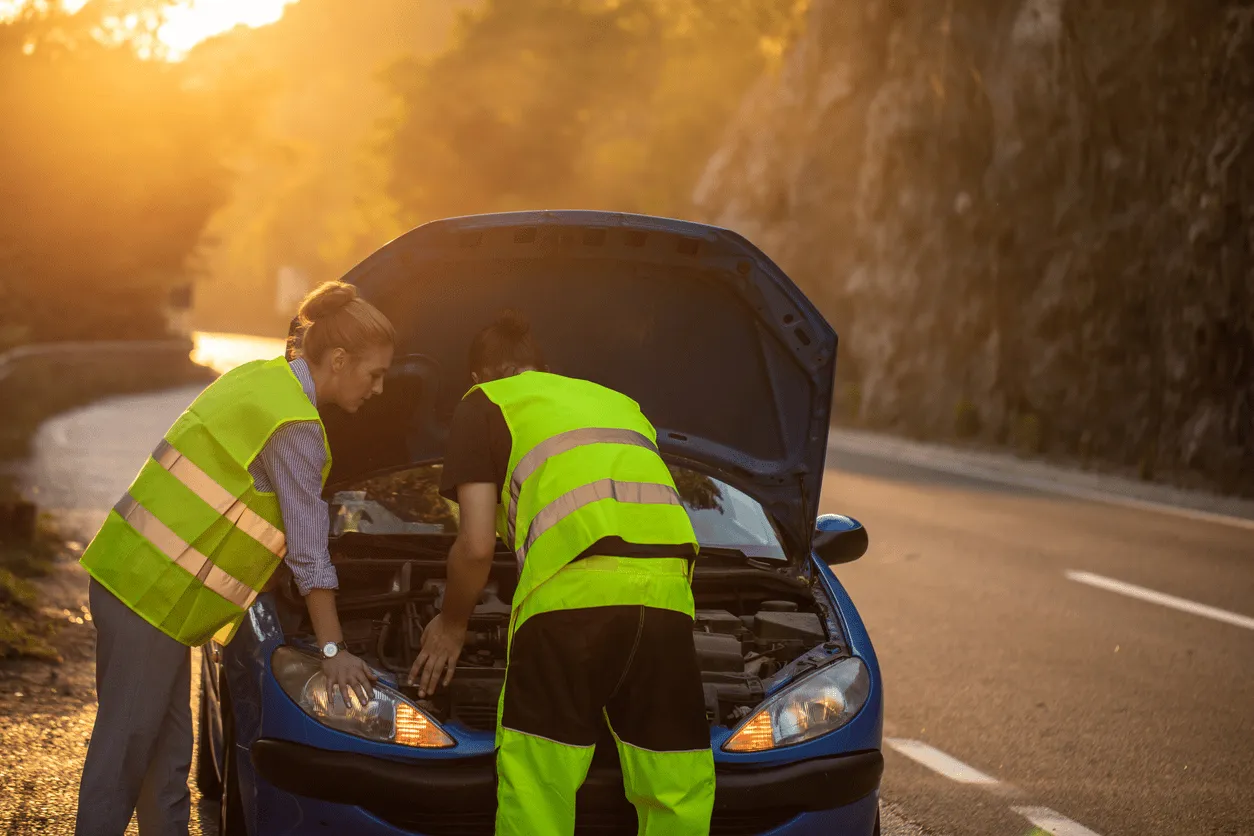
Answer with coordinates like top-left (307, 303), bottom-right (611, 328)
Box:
top-left (0, 0), bottom-right (301, 58)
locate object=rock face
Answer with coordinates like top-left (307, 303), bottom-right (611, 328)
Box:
top-left (694, 0), bottom-right (1254, 496)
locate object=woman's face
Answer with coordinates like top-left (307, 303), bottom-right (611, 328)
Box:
top-left (321, 343), bottom-right (394, 413)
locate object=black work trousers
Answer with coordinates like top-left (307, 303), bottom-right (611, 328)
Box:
top-left (496, 604), bottom-right (715, 835)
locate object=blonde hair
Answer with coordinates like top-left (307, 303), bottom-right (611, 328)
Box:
top-left (296, 281), bottom-right (395, 363)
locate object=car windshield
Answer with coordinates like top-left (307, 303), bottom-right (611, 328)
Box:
top-left (328, 463), bottom-right (786, 560)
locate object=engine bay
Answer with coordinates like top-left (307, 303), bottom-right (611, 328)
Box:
top-left (276, 552), bottom-right (843, 731)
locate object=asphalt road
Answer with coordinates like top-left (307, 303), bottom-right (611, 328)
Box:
top-left (3, 359), bottom-right (1251, 835)
top-left (825, 448), bottom-right (1254, 836)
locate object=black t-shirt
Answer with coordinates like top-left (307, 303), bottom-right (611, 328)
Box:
top-left (439, 390), bottom-right (512, 500)
top-left (439, 389), bottom-right (693, 560)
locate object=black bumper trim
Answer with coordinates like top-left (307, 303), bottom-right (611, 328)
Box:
top-left (251, 738), bottom-right (882, 816)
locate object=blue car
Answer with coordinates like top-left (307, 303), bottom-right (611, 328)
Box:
top-left (198, 211), bottom-right (884, 835)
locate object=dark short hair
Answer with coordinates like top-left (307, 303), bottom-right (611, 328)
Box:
top-left (469, 310), bottom-right (546, 378)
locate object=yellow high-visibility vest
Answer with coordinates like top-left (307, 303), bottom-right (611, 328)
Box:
top-left (80, 357), bottom-right (331, 647)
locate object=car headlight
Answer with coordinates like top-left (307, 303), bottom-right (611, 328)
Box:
top-left (723, 656), bottom-right (870, 752)
top-left (271, 646), bottom-right (455, 748)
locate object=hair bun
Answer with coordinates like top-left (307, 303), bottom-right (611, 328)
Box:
top-left (299, 281), bottom-right (358, 323)
top-left (494, 309), bottom-right (531, 340)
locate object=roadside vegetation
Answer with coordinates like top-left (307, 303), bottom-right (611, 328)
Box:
top-left (0, 510), bottom-right (69, 662)
top-left (0, 4), bottom-right (253, 353)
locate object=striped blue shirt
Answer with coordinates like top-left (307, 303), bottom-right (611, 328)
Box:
top-left (247, 358), bottom-right (337, 595)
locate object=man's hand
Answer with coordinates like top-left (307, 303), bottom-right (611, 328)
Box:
top-left (406, 481), bottom-right (495, 697)
top-left (322, 651), bottom-right (378, 707)
top-left (407, 613), bottom-right (468, 698)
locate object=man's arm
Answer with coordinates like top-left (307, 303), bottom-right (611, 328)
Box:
top-left (407, 480), bottom-right (498, 697)
top-left (440, 481), bottom-right (500, 626)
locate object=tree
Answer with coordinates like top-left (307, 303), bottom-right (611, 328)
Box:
top-left (0, 2), bottom-right (244, 348)
top-left (383, 0), bottom-right (808, 225)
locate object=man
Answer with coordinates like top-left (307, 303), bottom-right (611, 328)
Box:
top-left (407, 310), bottom-right (715, 835)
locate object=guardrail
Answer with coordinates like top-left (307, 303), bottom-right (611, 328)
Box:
top-left (0, 339), bottom-right (193, 387)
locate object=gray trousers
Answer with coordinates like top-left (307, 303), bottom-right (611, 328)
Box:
top-left (75, 579), bottom-right (192, 836)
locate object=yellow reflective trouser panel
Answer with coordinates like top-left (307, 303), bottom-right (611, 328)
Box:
top-left (606, 717), bottom-right (717, 836)
top-left (495, 557), bottom-right (715, 836)
top-left (495, 729), bottom-right (594, 835)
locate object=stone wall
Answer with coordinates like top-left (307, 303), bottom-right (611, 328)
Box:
top-left (694, 0), bottom-right (1254, 495)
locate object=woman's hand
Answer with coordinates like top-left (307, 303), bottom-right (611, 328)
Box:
top-left (322, 650), bottom-right (378, 707)
top-left (407, 613), bottom-right (468, 698)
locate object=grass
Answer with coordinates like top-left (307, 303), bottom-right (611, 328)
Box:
top-left (0, 517), bottom-right (64, 662)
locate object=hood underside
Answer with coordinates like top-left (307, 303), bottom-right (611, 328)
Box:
top-left (319, 211), bottom-right (837, 557)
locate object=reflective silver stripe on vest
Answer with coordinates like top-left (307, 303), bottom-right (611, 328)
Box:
top-left (153, 440), bottom-right (286, 558)
top-left (204, 564), bottom-right (260, 612)
top-left (224, 499), bottom-right (287, 558)
top-left (506, 428), bottom-right (657, 546)
top-left (517, 479), bottom-right (682, 563)
top-left (113, 494), bottom-right (258, 609)
top-left (153, 440), bottom-right (236, 513)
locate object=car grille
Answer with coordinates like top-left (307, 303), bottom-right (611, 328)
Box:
top-left (380, 808), bottom-right (799, 835)
top-left (450, 705), bottom-right (497, 732)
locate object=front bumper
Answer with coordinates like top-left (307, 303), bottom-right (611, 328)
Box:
top-left (252, 738), bottom-right (882, 834)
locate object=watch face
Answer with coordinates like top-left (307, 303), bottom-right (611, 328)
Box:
top-left (322, 642), bottom-right (339, 658)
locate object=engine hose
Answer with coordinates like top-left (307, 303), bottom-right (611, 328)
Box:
top-left (376, 614), bottom-right (403, 672)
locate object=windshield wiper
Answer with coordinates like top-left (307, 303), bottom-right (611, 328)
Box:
top-left (695, 546), bottom-right (752, 560)
top-left (696, 545), bottom-right (788, 565)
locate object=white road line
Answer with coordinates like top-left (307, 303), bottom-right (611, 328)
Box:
top-left (886, 740), bottom-right (1106, 835)
top-left (1013, 806), bottom-right (1104, 836)
top-left (1066, 570), bottom-right (1254, 631)
top-left (884, 739), bottom-right (999, 785)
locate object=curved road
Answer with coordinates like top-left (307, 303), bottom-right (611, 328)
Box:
top-left (2, 336), bottom-right (1251, 835)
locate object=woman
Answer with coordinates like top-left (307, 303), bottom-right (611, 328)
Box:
top-left (74, 281), bottom-right (394, 836)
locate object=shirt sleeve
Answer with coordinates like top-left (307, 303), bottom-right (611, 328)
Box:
top-left (439, 391), bottom-right (508, 501)
top-left (259, 420), bottom-right (338, 596)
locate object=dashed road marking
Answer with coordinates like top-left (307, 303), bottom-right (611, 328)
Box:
top-left (1013, 806), bottom-right (1104, 836)
top-left (1066, 570), bottom-right (1254, 631)
top-left (886, 740), bottom-right (1107, 835)
top-left (884, 738), bottom-right (999, 785)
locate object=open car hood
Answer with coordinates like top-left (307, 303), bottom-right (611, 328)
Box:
top-left (319, 211), bottom-right (837, 559)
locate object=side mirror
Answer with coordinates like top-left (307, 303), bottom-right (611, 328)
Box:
top-left (814, 514), bottom-right (868, 565)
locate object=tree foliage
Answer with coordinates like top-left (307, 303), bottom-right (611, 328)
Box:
top-left (0, 3), bottom-right (246, 349)
top-left (185, 0), bottom-right (469, 337)
top-left (383, 0), bottom-right (808, 224)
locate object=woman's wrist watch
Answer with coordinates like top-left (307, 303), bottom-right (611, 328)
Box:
top-left (320, 641), bottom-right (347, 660)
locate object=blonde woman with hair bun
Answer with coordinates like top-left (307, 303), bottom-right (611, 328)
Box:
top-left (74, 280), bottom-right (395, 836)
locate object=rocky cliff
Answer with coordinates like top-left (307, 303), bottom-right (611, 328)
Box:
top-left (694, 0), bottom-right (1254, 496)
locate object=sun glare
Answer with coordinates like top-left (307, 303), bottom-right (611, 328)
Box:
top-left (2, 0), bottom-right (300, 59)
top-left (157, 0), bottom-right (299, 59)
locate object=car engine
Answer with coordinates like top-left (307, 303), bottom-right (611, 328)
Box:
top-left (277, 555), bottom-right (839, 732)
